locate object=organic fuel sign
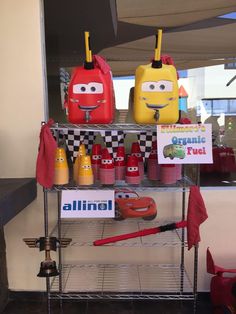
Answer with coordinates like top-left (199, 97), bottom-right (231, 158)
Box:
top-left (157, 124), bottom-right (213, 164)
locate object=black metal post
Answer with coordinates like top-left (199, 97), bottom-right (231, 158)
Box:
top-left (57, 191), bottom-right (63, 309)
top-left (43, 188), bottom-right (51, 314)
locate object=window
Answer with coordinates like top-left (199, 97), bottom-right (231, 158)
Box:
top-left (198, 99), bottom-right (236, 116)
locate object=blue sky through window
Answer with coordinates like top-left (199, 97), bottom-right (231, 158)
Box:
top-left (219, 12), bottom-right (236, 19)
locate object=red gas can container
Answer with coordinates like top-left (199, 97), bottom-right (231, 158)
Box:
top-left (66, 32), bottom-right (115, 124)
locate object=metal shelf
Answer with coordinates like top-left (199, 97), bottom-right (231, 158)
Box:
top-left (51, 219), bottom-right (186, 247)
top-left (47, 176), bottom-right (194, 192)
top-left (51, 123), bottom-right (157, 133)
top-left (50, 263), bottom-right (193, 300)
top-left (41, 123), bottom-right (198, 313)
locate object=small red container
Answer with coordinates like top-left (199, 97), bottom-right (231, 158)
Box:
top-left (131, 142), bottom-right (144, 179)
top-left (115, 146), bottom-right (126, 180)
top-left (125, 155), bottom-right (140, 185)
top-left (99, 148), bottom-right (115, 185)
top-left (175, 164), bottom-right (182, 181)
top-left (160, 164), bottom-right (177, 184)
top-left (91, 144), bottom-right (102, 181)
top-left (147, 142), bottom-right (161, 181)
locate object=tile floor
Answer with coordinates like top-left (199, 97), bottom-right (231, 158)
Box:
top-left (2, 296), bottom-right (212, 314)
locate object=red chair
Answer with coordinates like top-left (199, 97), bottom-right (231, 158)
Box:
top-left (201, 147), bottom-right (236, 174)
top-left (207, 248), bottom-right (236, 313)
top-left (218, 147), bottom-right (236, 173)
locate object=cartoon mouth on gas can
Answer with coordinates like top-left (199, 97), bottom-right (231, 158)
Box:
top-left (146, 104), bottom-right (168, 109)
top-left (79, 104), bottom-right (100, 111)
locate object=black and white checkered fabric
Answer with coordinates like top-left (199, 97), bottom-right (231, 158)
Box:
top-left (100, 131), bottom-right (125, 158)
top-left (59, 67), bottom-right (71, 108)
top-left (56, 129), bottom-right (96, 162)
top-left (137, 131), bottom-right (157, 160)
top-left (52, 128), bottom-right (156, 162)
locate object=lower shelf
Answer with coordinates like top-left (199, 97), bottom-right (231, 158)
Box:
top-left (51, 219), bottom-right (186, 247)
top-left (50, 263), bottom-right (193, 300)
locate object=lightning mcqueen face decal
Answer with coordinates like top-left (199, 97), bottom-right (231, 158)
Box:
top-left (114, 189), bottom-right (157, 220)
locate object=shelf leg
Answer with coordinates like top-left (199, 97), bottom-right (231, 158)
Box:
top-left (193, 163), bottom-right (200, 313)
top-left (180, 186), bottom-right (186, 294)
top-left (57, 191), bottom-right (63, 309)
top-left (193, 244), bottom-right (198, 314)
top-left (46, 277), bottom-right (51, 314)
top-left (43, 188), bottom-right (51, 314)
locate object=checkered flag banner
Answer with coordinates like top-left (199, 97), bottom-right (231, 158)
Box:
top-left (55, 129), bottom-right (96, 162)
top-left (100, 130), bottom-right (125, 158)
top-left (137, 131), bottom-right (157, 160)
top-left (59, 67), bottom-right (71, 109)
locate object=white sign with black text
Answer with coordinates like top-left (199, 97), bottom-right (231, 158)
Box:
top-left (61, 190), bottom-right (115, 218)
top-left (157, 124), bottom-right (213, 164)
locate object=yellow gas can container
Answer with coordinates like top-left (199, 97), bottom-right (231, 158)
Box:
top-left (133, 30), bottom-right (179, 124)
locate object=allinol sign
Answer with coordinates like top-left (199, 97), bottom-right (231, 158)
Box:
top-left (61, 190), bottom-right (115, 218)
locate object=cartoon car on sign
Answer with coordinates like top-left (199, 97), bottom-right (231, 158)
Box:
top-left (163, 144), bottom-right (185, 160)
top-left (114, 189), bottom-right (157, 220)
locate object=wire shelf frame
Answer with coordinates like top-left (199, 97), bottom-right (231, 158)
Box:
top-left (50, 219), bottom-right (187, 247)
top-left (47, 176), bottom-right (194, 192)
top-left (50, 263), bottom-right (193, 300)
top-left (51, 123), bottom-right (157, 133)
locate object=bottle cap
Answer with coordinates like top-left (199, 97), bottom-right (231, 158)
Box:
top-left (148, 141), bottom-right (157, 160)
top-left (100, 148), bottom-right (114, 169)
top-left (115, 146), bottom-right (126, 167)
top-left (126, 155), bottom-right (139, 177)
top-left (91, 144), bottom-right (102, 165)
top-left (77, 144), bottom-right (86, 157)
top-left (79, 155), bottom-right (93, 177)
top-left (55, 148), bottom-right (68, 169)
top-left (131, 142), bottom-right (143, 162)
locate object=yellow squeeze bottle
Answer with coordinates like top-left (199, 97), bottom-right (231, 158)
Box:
top-left (78, 155), bottom-right (94, 186)
top-left (54, 147), bottom-right (69, 185)
top-left (73, 144), bottom-right (86, 184)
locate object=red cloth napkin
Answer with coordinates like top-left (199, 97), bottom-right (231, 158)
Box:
top-left (93, 55), bottom-right (111, 74)
top-left (36, 119), bottom-right (57, 188)
top-left (161, 55), bottom-right (179, 79)
top-left (187, 186), bottom-right (208, 250)
top-left (179, 117), bottom-right (192, 124)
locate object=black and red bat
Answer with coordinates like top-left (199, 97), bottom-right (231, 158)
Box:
top-left (93, 186), bottom-right (208, 250)
top-left (94, 221), bottom-right (187, 246)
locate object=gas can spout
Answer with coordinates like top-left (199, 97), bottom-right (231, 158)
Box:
top-left (84, 31), bottom-right (94, 70)
top-left (85, 111), bottom-right (91, 122)
top-left (152, 29), bottom-right (162, 69)
top-left (154, 110), bottom-right (160, 121)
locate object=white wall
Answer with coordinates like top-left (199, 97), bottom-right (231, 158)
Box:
top-left (1, 0), bottom-right (236, 295)
top-left (0, 0), bottom-right (45, 178)
top-left (4, 187), bottom-right (58, 291)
